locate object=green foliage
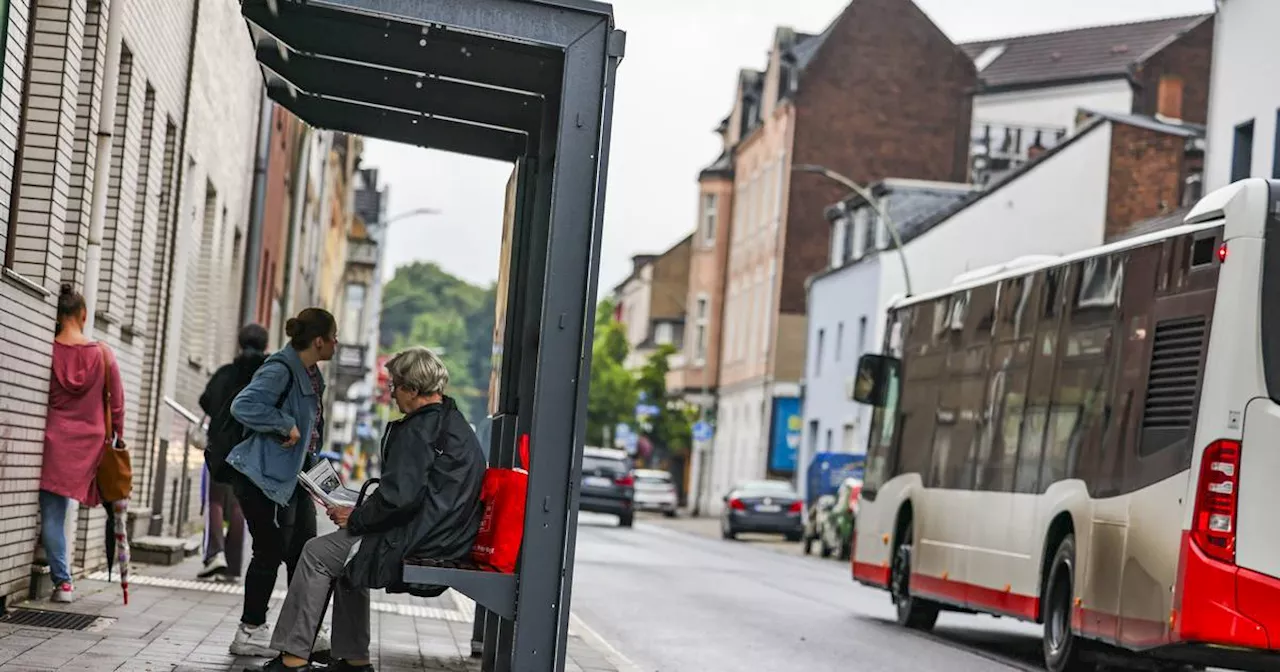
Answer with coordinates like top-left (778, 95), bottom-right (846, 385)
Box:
top-left (586, 299), bottom-right (636, 446)
top-left (380, 262), bottom-right (495, 420)
top-left (636, 344), bottom-right (695, 456)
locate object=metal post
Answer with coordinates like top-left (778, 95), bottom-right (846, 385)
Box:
top-left (509, 18), bottom-right (616, 671)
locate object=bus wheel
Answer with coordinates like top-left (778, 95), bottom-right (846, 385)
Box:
top-left (891, 521), bottom-right (939, 630)
top-left (1044, 534), bottom-right (1089, 672)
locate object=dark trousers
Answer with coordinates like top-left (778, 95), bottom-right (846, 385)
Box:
top-left (232, 470), bottom-right (317, 626)
top-left (205, 476), bottom-right (246, 577)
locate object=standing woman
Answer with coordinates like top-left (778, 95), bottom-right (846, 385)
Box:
top-left (225, 308), bottom-right (337, 658)
top-left (39, 285), bottom-right (125, 603)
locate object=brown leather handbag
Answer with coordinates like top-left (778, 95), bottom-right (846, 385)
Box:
top-left (96, 344), bottom-right (132, 502)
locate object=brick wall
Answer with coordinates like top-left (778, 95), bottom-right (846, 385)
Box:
top-left (1132, 17), bottom-right (1214, 125)
top-left (0, 0), bottom-right (262, 598)
top-left (1105, 122), bottom-right (1189, 241)
top-left (783, 0), bottom-right (976, 323)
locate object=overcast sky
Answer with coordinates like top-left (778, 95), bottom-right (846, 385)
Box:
top-left (363, 0), bottom-right (1215, 291)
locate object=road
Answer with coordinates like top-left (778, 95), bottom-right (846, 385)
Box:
top-left (569, 513), bottom-right (1050, 672)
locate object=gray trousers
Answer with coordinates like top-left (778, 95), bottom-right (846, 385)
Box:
top-left (270, 530), bottom-right (370, 661)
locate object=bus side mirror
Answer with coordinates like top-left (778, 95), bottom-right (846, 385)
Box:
top-left (852, 354), bottom-right (901, 407)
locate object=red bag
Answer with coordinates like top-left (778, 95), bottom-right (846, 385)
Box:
top-left (470, 435), bottom-right (530, 573)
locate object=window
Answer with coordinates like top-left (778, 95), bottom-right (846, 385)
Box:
top-left (843, 423), bottom-right (855, 452)
top-left (825, 429), bottom-right (833, 453)
top-left (841, 217), bottom-right (854, 264)
top-left (875, 209), bottom-right (890, 250)
top-left (700, 193), bottom-right (718, 245)
top-left (342, 283), bottom-right (366, 335)
top-left (831, 217), bottom-right (848, 268)
top-left (835, 322), bottom-right (844, 362)
top-left (692, 294), bottom-right (709, 364)
top-left (815, 328), bottom-right (826, 377)
top-left (655, 322), bottom-right (674, 345)
top-left (1233, 120), bottom-right (1255, 183)
top-left (808, 420), bottom-right (820, 457)
top-left (852, 208), bottom-right (869, 259)
top-left (857, 316), bottom-right (868, 358)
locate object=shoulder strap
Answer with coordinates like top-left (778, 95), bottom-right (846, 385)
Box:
top-left (98, 344), bottom-right (112, 444)
top-left (274, 366), bottom-right (293, 408)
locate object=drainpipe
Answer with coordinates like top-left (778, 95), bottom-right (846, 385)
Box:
top-left (238, 91), bottom-right (272, 327)
top-left (143, 0), bottom-right (201, 532)
top-left (280, 126), bottom-right (312, 341)
top-left (82, 0), bottom-right (127, 339)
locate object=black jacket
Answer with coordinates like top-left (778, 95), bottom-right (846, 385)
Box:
top-left (199, 350), bottom-right (268, 418)
top-left (343, 397), bottom-right (486, 590)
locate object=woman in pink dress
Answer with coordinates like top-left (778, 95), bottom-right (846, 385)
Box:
top-left (39, 285), bottom-right (124, 603)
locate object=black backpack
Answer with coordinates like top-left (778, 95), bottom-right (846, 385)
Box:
top-left (205, 362), bottom-right (292, 483)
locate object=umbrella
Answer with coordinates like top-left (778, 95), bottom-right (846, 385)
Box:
top-left (102, 498), bottom-right (131, 605)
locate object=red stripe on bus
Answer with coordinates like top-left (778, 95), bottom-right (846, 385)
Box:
top-left (910, 573), bottom-right (1038, 621)
top-left (1174, 531), bottom-right (1271, 650)
top-left (853, 561), bottom-right (890, 588)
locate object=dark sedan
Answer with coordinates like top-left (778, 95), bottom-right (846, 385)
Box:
top-left (720, 480), bottom-right (803, 541)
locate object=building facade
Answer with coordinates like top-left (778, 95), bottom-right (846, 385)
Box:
top-left (0, 0), bottom-right (265, 598)
top-left (1204, 0), bottom-right (1280, 191)
top-left (963, 14), bottom-right (1214, 186)
top-left (701, 0), bottom-right (977, 514)
top-left (798, 112), bottom-right (1206, 498)
top-left (612, 236), bottom-right (692, 372)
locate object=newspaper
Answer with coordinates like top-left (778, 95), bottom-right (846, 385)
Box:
top-left (299, 458), bottom-right (361, 508)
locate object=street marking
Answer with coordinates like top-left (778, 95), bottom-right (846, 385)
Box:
top-left (569, 613), bottom-right (644, 672)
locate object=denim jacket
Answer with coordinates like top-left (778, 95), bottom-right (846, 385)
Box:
top-left (226, 345), bottom-right (324, 505)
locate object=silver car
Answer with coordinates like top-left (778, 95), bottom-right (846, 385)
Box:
top-left (632, 469), bottom-right (678, 517)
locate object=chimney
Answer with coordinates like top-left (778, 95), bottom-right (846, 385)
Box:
top-left (1157, 75), bottom-right (1185, 121)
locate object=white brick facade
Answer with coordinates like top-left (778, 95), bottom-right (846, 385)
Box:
top-left (0, 0), bottom-right (262, 600)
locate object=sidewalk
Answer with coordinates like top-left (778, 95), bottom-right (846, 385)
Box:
top-left (0, 548), bottom-right (622, 672)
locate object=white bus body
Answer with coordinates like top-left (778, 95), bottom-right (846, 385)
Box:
top-left (850, 179), bottom-right (1280, 671)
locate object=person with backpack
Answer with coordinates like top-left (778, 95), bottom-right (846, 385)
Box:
top-left (223, 308), bottom-right (337, 659)
top-left (196, 324), bottom-right (270, 581)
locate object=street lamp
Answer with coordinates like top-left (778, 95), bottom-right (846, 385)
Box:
top-left (377, 207), bottom-right (441, 228)
top-left (792, 164), bottom-right (913, 298)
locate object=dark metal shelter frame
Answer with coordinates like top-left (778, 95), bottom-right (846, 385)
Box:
top-left (239, 1), bottom-right (623, 670)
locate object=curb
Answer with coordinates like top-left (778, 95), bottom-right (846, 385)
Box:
top-left (569, 613), bottom-right (644, 672)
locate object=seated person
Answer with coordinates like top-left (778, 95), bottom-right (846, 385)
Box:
top-left (257, 347), bottom-right (486, 672)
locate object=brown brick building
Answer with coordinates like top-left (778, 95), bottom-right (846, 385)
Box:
top-left (681, 0), bottom-right (978, 511)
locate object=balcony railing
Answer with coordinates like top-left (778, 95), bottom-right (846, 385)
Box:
top-left (970, 122), bottom-right (1068, 186)
top-left (347, 238), bottom-right (379, 267)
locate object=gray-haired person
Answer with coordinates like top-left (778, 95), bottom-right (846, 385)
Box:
top-left (253, 347), bottom-right (486, 672)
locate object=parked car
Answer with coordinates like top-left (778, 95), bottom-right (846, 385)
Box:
top-left (579, 447), bottom-right (636, 527)
top-left (802, 494), bottom-right (837, 556)
top-left (632, 469), bottom-right (678, 517)
top-left (721, 480), bottom-right (803, 541)
top-left (803, 476), bottom-right (865, 560)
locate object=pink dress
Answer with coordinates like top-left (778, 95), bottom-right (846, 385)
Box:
top-left (40, 341), bottom-right (125, 505)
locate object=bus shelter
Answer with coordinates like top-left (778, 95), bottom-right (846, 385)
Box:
top-left (238, 1), bottom-right (623, 670)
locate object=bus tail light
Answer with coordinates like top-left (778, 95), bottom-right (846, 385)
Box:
top-left (1192, 439), bottom-right (1241, 564)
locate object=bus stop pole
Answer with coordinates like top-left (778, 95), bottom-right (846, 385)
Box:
top-left (508, 18), bottom-right (615, 672)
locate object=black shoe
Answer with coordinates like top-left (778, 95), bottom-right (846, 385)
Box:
top-left (249, 655), bottom-right (312, 672)
top-left (325, 661), bottom-right (374, 672)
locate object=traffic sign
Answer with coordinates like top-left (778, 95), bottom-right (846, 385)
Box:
top-left (692, 421), bottom-right (713, 442)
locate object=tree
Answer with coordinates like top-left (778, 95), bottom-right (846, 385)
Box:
top-left (586, 299), bottom-right (636, 446)
top-left (380, 262), bottom-right (495, 421)
top-left (635, 344), bottom-right (695, 457)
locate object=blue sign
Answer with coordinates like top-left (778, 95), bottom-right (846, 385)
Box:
top-left (768, 397), bottom-right (803, 473)
top-left (634, 404), bottom-right (660, 418)
top-left (692, 421), bottom-right (713, 442)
